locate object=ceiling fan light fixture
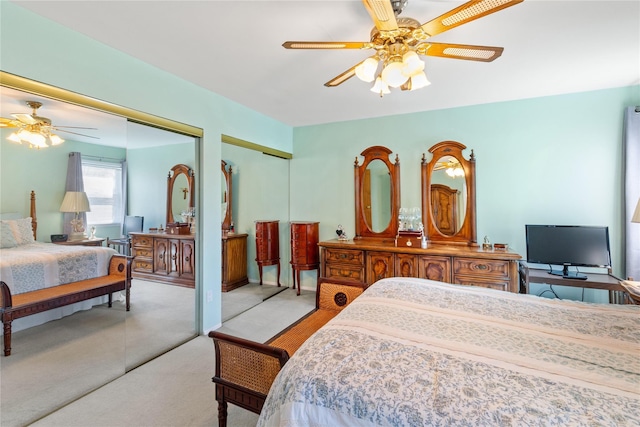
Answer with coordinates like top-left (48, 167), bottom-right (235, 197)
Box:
top-left (355, 57), bottom-right (379, 83)
top-left (50, 133), bottom-right (65, 145)
top-left (370, 76), bottom-right (391, 97)
top-left (7, 132), bottom-right (22, 144)
top-left (409, 72), bottom-right (430, 91)
top-left (402, 51), bottom-right (425, 77)
top-left (381, 58), bottom-right (409, 88)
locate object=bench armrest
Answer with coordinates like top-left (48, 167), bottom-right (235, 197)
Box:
top-left (209, 331), bottom-right (289, 397)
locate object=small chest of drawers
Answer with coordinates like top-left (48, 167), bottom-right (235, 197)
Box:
top-left (255, 220), bottom-right (281, 286)
top-left (290, 221), bottom-right (319, 295)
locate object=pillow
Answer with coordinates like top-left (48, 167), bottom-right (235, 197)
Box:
top-left (0, 221), bottom-right (18, 248)
top-left (2, 217), bottom-right (35, 245)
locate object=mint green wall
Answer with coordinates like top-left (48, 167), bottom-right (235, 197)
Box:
top-left (291, 85), bottom-right (640, 301)
top-left (126, 143), bottom-right (197, 232)
top-left (0, 134), bottom-right (125, 240)
top-left (0, 2), bottom-right (293, 331)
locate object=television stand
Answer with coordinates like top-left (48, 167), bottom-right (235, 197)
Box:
top-left (518, 262), bottom-right (630, 304)
top-left (548, 265), bottom-right (587, 280)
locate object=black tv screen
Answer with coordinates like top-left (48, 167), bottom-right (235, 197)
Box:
top-left (525, 225), bottom-right (611, 279)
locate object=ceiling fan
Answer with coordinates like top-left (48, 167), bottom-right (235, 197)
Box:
top-left (282, 0), bottom-right (524, 94)
top-left (0, 100), bottom-right (98, 149)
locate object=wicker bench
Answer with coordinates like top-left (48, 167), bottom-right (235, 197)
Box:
top-left (209, 278), bottom-right (364, 427)
top-left (1, 255), bottom-right (131, 356)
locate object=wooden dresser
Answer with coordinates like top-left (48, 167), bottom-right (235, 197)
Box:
top-left (222, 232), bottom-right (249, 292)
top-left (130, 232), bottom-right (196, 288)
top-left (290, 221), bottom-right (320, 295)
top-left (319, 239), bottom-right (521, 292)
top-left (255, 220), bottom-right (281, 286)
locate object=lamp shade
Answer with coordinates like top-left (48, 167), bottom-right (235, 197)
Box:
top-left (632, 198), bottom-right (640, 223)
top-left (60, 191), bottom-right (91, 213)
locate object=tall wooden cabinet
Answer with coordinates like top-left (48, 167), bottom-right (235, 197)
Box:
top-left (290, 221), bottom-right (319, 295)
top-left (320, 239), bottom-right (521, 292)
top-left (131, 232), bottom-right (196, 288)
top-left (255, 220), bottom-right (281, 286)
top-left (222, 233), bottom-right (249, 292)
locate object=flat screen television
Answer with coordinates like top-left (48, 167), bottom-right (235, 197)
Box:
top-left (525, 225), bottom-right (611, 280)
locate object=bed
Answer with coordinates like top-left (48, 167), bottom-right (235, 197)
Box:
top-left (258, 277), bottom-right (640, 426)
top-left (1, 192), bottom-right (130, 355)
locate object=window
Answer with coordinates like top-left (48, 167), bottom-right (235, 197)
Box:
top-left (82, 159), bottom-right (124, 226)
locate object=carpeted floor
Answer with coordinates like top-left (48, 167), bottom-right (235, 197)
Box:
top-left (0, 279), bottom-right (194, 427)
top-left (1, 281), bottom-right (314, 427)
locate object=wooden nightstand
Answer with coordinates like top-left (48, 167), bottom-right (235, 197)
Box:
top-left (52, 238), bottom-right (105, 247)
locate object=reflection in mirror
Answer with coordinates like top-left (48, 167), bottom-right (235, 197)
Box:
top-left (421, 141), bottom-right (477, 246)
top-left (166, 163), bottom-right (194, 224)
top-left (431, 156), bottom-right (467, 236)
top-left (354, 146), bottom-right (400, 241)
top-left (365, 159), bottom-right (392, 232)
top-left (1, 80), bottom-right (200, 426)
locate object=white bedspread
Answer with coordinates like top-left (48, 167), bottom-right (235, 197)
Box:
top-left (0, 242), bottom-right (116, 295)
top-left (259, 278), bottom-right (640, 426)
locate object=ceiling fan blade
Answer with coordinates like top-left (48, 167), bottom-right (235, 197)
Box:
top-left (55, 129), bottom-right (100, 139)
top-left (10, 113), bottom-right (38, 125)
top-left (362, 0), bottom-right (399, 32)
top-left (420, 0), bottom-right (524, 38)
top-left (0, 117), bottom-right (22, 128)
top-left (283, 41), bottom-right (369, 50)
top-left (324, 65), bottom-right (359, 87)
top-left (421, 42), bottom-right (504, 62)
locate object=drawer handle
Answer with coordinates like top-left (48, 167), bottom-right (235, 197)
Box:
top-left (159, 254), bottom-right (163, 259)
top-left (477, 264), bottom-right (488, 270)
top-left (172, 255), bottom-right (177, 260)
top-left (339, 254), bottom-right (347, 259)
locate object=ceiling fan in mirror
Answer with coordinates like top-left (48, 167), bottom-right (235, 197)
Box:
top-left (282, 0), bottom-right (524, 96)
top-left (0, 100), bottom-right (98, 149)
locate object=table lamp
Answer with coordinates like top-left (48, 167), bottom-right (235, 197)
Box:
top-left (60, 191), bottom-right (91, 241)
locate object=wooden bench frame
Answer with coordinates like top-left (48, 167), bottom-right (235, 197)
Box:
top-left (1, 255), bottom-right (132, 356)
top-left (209, 278), bottom-right (364, 427)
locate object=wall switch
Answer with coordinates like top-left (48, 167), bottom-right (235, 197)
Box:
top-left (206, 291), bottom-right (213, 302)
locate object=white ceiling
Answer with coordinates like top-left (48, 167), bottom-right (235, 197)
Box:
top-left (6, 0), bottom-right (640, 130)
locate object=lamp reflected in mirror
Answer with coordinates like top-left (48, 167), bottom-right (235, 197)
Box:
top-left (632, 198), bottom-right (640, 223)
top-left (59, 191), bottom-right (90, 241)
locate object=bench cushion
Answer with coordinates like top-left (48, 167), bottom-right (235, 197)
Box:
top-left (12, 275), bottom-right (124, 308)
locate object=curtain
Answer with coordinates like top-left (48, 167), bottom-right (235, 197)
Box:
top-left (624, 106), bottom-right (640, 280)
top-left (63, 152), bottom-right (86, 236)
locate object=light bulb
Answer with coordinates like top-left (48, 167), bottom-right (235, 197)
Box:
top-left (402, 51), bottom-right (425, 76)
top-left (355, 57), bottom-right (378, 83)
top-left (381, 60), bottom-right (409, 88)
top-left (370, 77), bottom-right (390, 97)
top-left (50, 134), bottom-right (65, 145)
top-left (409, 72), bottom-right (431, 91)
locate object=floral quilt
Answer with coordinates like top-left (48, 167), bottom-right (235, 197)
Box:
top-left (259, 278), bottom-right (640, 426)
top-left (0, 242), bottom-right (116, 295)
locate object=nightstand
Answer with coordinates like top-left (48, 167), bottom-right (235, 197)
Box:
top-left (52, 238), bottom-right (105, 247)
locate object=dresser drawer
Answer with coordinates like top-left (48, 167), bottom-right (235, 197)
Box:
top-left (132, 247), bottom-right (153, 258)
top-left (453, 275), bottom-right (510, 292)
top-left (324, 248), bottom-right (364, 266)
top-left (132, 235), bottom-right (153, 247)
top-left (324, 263), bottom-right (364, 283)
top-left (453, 257), bottom-right (510, 279)
top-left (133, 259), bottom-right (153, 273)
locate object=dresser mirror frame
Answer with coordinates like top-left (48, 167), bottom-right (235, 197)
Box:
top-left (166, 163), bottom-right (195, 224)
top-left (354, 145), bottom-right (400, 241)
top-left (421, 141), bottom-right (477, 246)
top-left (221, 160), bottom-right (232, 231)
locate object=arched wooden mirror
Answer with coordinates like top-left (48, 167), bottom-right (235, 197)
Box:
top-left (421, 141), bottom-right (477, 246)
top-left (354, 146), bottom-right (400, 241)
top-left (221, 160), bottom-right (232, 231)
top-left (166, 163), bottom-right (195, 224)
